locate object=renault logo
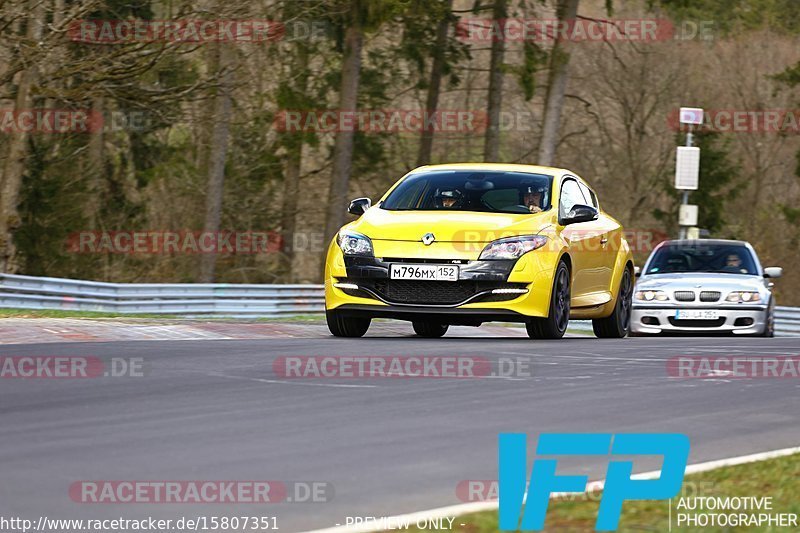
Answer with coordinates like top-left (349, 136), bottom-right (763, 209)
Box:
top-left (422, 233), bottom-right (436, 245)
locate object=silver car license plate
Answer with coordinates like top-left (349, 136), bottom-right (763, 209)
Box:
top-left (675, 309), bottom-right (719, 320)
top-left (390, 264), bottom-right (459, 281)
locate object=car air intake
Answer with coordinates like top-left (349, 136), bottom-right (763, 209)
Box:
top-left (342, 279), bottom-right (527, 305)
top-left (700, 291), bottom-right (721, 302)
top-left (674, 291), bottom-right (695, 302)
top-left (668, 317), bottom-right (726, 327)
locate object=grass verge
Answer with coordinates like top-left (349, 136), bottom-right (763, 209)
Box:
top-left (413, 452), bottom-right (800, 532)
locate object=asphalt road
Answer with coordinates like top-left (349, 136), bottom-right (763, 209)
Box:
top-left (1, 322), bottom-right (799, 532)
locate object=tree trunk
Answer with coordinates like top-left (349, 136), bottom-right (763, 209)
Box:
top-left (279, 142), bottom-right (302, 282)
top-left (537, 0), bottom-right (580, 166)
top-left (198, 44), bottom-right (234, 283)
top-left (278, 37), bottom-right (311, 282)
top-left (0, 0), bottom-right (45, 273)
top-left (323, 0), bottom-right (364, 241)
top-left (417, 0), bottom-right (453, 167)
top-left (483, 0), bottom-right (507, 162)
top-left (87, 95), bottom-right (105, 228)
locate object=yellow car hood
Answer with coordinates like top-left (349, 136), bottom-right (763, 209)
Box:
top-left (348, 206), bottom-right (552, 244)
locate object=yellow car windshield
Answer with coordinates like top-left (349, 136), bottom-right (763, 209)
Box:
top-left (381, 170), bottom-right (553, 214)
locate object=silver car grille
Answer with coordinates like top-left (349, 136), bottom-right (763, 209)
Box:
top-left (674, 290), bottom-right (695, 301)
top-left (699, 291), bottom-right (721, 302)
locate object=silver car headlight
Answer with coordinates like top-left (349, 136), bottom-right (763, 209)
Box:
top-left (337, 231), bottom-right (373, 256)
top-left (725, 291), bottom-right (761, 303)
top-left (479, 235), bottom-right (548, 260)
top-left (634, 290), bottom-right (669, 301)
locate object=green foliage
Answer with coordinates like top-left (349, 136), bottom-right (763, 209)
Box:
top-left (512, 41), bottom-right (547, 101)
top-left (653, 0), bottom-right (800, 35)
top-left (397, 0), bottom-right (470, 90)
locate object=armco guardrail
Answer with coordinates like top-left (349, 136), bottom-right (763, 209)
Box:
top-left (775, 306), bottom-right (800, 336)
top-left (0, 274), bottom-right (798, 335)
top-left (0, 273), bottom-right (324, 316)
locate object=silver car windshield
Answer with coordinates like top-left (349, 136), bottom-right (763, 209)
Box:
top-left (646, 243), bottom-right (758, 275)
top-left (380, 170), bottom-right (553, 214)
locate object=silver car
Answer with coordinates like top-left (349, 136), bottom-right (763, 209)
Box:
top-left (631, 239), bottom-right (782, 337)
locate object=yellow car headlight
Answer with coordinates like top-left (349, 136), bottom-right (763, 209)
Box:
top-left (479, 235), bottom-right (548, 260)
top-left (634, 290), bottom-right (668, 301)
top-left (725, 291), bottom-right (761, 303)
top-left (337, 231), bottom-right (373, 256)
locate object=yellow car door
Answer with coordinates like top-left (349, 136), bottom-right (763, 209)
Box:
top-left (557, 177), bottom-right (599, 303)
top-left (577, 181), bottom-right (617, 302)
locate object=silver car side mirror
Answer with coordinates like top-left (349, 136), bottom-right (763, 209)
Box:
top-left (763, 266), bottom-right (783, 279)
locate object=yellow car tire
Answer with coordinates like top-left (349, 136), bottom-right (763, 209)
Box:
top-left (327, 310), bottom-right (371, 337)
top-left (525, 261), bottom-right (570, 339)
top-left (592, 268), bottom-right (633, 338)
top-left (412, 322), bottom-right (449, 338)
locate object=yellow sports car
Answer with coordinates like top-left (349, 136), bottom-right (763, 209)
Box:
top-left (324, 163), bottom-right (634, 339)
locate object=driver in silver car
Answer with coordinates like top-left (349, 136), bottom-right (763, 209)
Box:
top-left (723, 253), bottom-right (746, 274)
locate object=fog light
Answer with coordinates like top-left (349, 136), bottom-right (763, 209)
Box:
top-left (491, 288), bottom-right (529, 294)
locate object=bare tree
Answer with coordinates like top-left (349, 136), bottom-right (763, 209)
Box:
top-left (279, 43), bottom-right (310, 282)
top-left (324, 0), bottom-right (364, 240)
top-left (199, 43), bottom-right (234, 282)
top-left (483, 0), bottom-right (507, 162)
top-left (417, 0), bottom-right (454, 166)
top-left (86, 94), bottom-right (105, 228)
top-left (0, 0), bottom-right (45, 272)
top-left (537, 0), bottom-right (579, 166)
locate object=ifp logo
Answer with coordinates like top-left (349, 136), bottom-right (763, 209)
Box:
top-left (498, 433), bottom-right (689, 531)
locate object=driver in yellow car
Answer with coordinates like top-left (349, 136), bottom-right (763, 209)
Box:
top-left (436, 189), bottom-right (463, 209)
top-left (523, 186), bottom-right (543, 213)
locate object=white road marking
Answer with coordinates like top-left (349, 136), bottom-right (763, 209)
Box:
top-left (209, 373), bottom-right (378, 389)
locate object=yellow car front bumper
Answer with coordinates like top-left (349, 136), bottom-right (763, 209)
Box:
top-left (324, 238), bottom-right (570, 323)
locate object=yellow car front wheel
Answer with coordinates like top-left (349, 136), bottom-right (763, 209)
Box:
top-left (592, 268), bottom-right (633, 338)
top-left (327, 310), bottom-right (371, 337)
top-left (526, 260), bottom-right (570, 339)
top-left (412, 322), bottom-right (449, 338)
